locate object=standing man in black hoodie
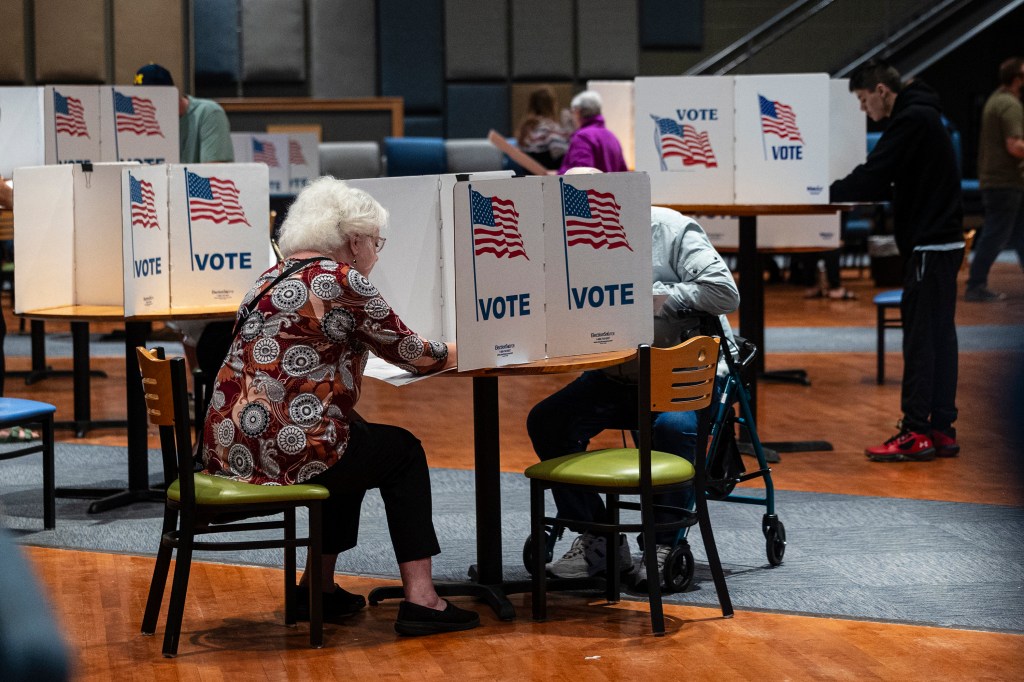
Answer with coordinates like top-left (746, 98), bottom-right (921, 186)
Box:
top-left (830, 60), bottom-right (965, 462)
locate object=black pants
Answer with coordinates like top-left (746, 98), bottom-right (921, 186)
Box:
top-left (900, 248), bottom-right (963, 435)
top-left (308, 420), bottom-right (441, 562)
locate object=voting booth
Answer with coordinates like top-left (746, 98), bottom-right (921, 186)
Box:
top-left (351, 171), bottom-right (652, 372)
top-left (1, 86), bottom-right (180, 175)
top-left (99, 86), bottom-right (179, 165)
top-left (634, 75), bottom-right (734, 205)
top-left (14, 162), bottom-right (138, 312)
top-left (232, 132), bottom-right (321, 195)
top-left (13, 162), bottom-right (270, 315)
top-left (634, 74), bottom-right (865, 208)
top-left (0, 86), bottom-right (103, 173)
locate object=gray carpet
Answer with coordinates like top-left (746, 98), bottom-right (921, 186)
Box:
top-left (2, 442), bottom-right (1023, 633)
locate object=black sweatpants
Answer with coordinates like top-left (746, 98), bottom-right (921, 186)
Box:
top-left (900, 248), bottom-right (963, 435)
top-left (308, 419), bottom-right (441, 562)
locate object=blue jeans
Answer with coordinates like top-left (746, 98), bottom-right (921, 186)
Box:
top-left (527, 370), bottom-right (706, 545)
top-left (967, 187), bottom-right (1024, 290)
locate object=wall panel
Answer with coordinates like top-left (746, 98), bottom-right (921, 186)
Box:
top-left (113, 0), bottom-right (185, 87)
top-left (445, 0), bottom-right (508, 80)
top-left (34, 0), bottom-right (107, 83)
top-left (310, 0), bottom-right (377, 97)
top-left (0, 1), bottom-right (27, 83)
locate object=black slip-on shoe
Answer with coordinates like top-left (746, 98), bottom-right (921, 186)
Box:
top-left (394, 600), bottom-right (481, 636)
top-left (295, 583), bottom-right (366, 622)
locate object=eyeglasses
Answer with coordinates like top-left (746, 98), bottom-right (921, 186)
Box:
top-left (370, 235), bottom-right (386, 253)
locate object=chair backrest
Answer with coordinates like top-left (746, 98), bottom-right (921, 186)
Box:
top-left (137, 346), bottom-right (196, 506)
top-left (637, 336), bottom-right (720, 489)
top-left (318, 141), bottom-right (382, 179)
top-left (383, 136), bottom-right (446, 176)
top-left (444, 138), bottom-right (505, 174)
top-left (645, 336), bottom-right (720, 414)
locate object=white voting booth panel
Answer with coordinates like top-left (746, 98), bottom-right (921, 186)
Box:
top-left (0, 88), bottom-right (47, 177)
top-left (232, 133), bottom-right (294, 195)
top-left (13, 162), bottom-right (137, 313)
top-left (634, 76), bottom-right (735, 205)
top-left (167, 163), bottom-right (271, 309)
top-left (453, 177), bottom-right (547, 371)
top-left (121, 165), bottom-right (171, 315)
top-left (288, 133), bottom-right (320, 192)
top-left (544, 172), bottom-right (653, 358)
top-left (587, 81), bottom-right (635, 171)
top-left (697, 213), bottom-right (841, 250)
top-left (100, 86), bottom-right (179, 164)
top-left (734, 74), bottom-right (830, 204)
top-left (829, 79), bottom-right (867, 181)
top-left (347, 175), bottom-right (450, 342)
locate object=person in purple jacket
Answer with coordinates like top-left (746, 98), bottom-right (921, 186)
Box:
top-left (558, 91), bottom-right (629, 174)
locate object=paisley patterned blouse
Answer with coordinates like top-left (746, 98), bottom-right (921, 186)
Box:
top-left (201, 258), bottom-right (448, 485)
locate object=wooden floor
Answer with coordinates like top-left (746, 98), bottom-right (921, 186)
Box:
top-left (6, 261), bottom-right (1024, 679)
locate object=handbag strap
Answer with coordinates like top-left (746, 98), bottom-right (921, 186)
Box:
top-left (231, 256), bottom-right (328, 338)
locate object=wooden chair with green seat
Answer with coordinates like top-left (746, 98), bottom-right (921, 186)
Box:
top-left (136, 346), bottom-right (330, 657)
top-left (525, 336), bottom-right (734, 635)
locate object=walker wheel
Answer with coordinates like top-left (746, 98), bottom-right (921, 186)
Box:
top-left (523, 531), bottom-right (554, 575)
top-left (664, 544), bottom-right (695, 593)
top-left (766, 521), bottom-right (786, 566)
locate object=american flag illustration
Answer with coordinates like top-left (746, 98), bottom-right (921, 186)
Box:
top-left (185, 170), bottom-right (250, 226)
top-left (114, 91), bottom-right (163, 137)
top-left (252, 139), bottom-right (279, 167)
top-left (129, 175), bottom-right (160, 230)
top-left (288, 139), bottom-right (307, 166)
top-left (561, 182), bottom-right (632, 251)
top-left (759, 94), bottom-right (803, 142)
top-left (652, 115), bottom-right (718, 168)
top-left (54, 90), bottom-right (89, 137)
top-left (470, 189), bottom-right (528, 259)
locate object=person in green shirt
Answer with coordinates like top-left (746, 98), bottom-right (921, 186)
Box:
top-left (967, 57), bottom-right (1024, 302)
top-left (134, 63), bottom-right (234, 164)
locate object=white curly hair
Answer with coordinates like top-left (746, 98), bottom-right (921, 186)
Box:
top-left (276, 176), bottom-right (388, 258)
top-left (570, 90), bottom-right (603, 119)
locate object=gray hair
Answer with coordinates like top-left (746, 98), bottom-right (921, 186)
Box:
top-left (276, 176), bottom-right (388, 258)
top-left (570, 90), bottom-right (602, 119)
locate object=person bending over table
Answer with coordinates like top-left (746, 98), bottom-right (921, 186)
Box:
top-left (199, 177), bottom-right (480, 636)
top-left (527, 204), bottom-right (739, 589)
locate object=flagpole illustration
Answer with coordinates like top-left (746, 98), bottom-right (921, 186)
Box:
top-left (185, 167), bottom-right (195, 271)
top-left (759, 94), bottom-right (768, 161)
top-left (652, 115), bottom-right (667, 171)
top-left (52, 91), bottom-right (60, 161)
top-left (111, 90), bottom-right (121, 161)
top-left (468, 184), bottom-right (480, 322)
top-left (559, 177), bottom-right (571, 310)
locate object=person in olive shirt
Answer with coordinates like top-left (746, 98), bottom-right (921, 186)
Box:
top-left (134, 63), bottom-right (234, 164)
top-left (967, 57), bottom-right (1024, 302)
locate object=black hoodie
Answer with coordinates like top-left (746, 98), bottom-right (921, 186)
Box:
top-left (830, 80), bottom-right (963, 257)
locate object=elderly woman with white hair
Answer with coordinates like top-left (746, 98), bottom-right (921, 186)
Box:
top-left (558, 90), bottom-right (629, 174)
top-left (200, 177), bottom-right (479, 636)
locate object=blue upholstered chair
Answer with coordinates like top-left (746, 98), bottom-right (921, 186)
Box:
top-left (383, 137), bottom-right (447, 177)
top-left (0, 398), bottom-right (56, 529)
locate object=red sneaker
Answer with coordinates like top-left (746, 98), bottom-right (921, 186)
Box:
top-left (865, 429), bottom-right (936, 462)
top-left (930, 430), bottom-right (960, 457)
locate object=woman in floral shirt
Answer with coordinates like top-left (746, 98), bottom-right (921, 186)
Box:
top-left (201, 177), bottom-right (479, 636)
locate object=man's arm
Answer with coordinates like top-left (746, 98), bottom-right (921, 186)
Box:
top-left (654, 215), bottom-right (739, 317)
top-left (1004, 137), bottom-right (1024, 160)
top-left (830, 111), bottom-right (927, 202)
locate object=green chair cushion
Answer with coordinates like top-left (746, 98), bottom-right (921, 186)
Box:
top-left (525, 448), bottom-right (696, 487)
top-left (168, 473), bottom-right (330, 505)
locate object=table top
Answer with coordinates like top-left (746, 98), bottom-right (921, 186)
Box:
top-left (18, 304), bottom-right (238, 323)
top-left (452, 349), bottom-right (636, 377)
top-left (663, 203), bottom-right (855, 216)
